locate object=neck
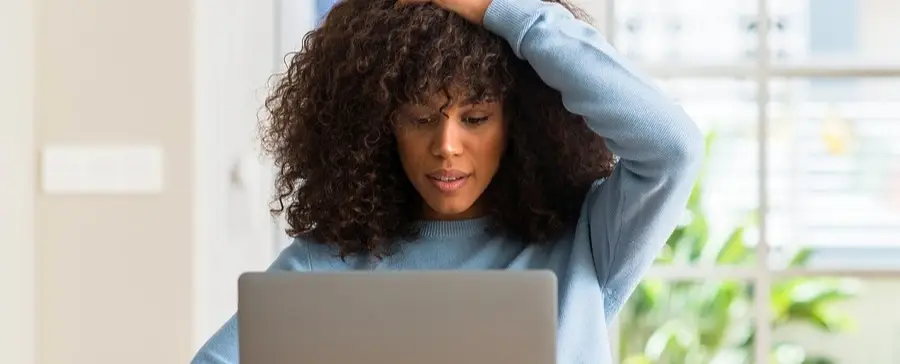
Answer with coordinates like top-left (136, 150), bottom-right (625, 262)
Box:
top-left (421, 201), bottom-right (487, 221)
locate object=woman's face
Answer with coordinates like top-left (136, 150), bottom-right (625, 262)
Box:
top-left (394, 93), bottom-right (507, 220)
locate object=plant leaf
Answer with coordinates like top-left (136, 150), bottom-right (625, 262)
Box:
top-left (632, 280), bottom-right (665, 316)
top-left (714, 226), bottom-right (749, 265)
top-left (803, 356), bottom-right (838, 364)
top-left (788, 248), bottom-right (814, 267)
top-left (772, 342), bottom-right (807, 364)
top-left (621, 355), bottom-right (653, 364)
top-left (672, 212), bottom-right (709, 264)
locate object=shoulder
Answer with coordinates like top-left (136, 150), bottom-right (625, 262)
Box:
top-left (269, 233), bottom-right (357, 272)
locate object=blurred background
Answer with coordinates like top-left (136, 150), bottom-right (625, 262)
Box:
top-left (1, 0), bottom-right (898, 363)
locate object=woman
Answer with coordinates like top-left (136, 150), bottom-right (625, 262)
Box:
top-left (192, 0), bottom-right (703, 362)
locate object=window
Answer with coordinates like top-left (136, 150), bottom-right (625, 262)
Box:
top-left (607, 0), bottom-right (900, 363)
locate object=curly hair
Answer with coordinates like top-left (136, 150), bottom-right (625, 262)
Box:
top-left (262, 0), bottom-right (615, 258)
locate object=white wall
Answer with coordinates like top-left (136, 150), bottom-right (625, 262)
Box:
top-left (278, 0), bottom-right (316, 62)
top-left (193, 0), bottom-right (282, 350)
top-left (0, 0), bottom-right (36, 363)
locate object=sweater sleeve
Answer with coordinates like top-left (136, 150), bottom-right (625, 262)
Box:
top-left (483, 0), bottom-right (704, 320)
top-left (190, 239), bottom-right (312, 364)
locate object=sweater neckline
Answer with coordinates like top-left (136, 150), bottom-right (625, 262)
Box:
top-left (415, 216), bottom-right (493, 238)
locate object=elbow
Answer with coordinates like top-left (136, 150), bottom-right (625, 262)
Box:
top-left (667, 116), bottom-right (705, 174)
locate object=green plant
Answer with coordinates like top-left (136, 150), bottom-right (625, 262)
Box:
top-left (618, 133), bottom-right (859, 364)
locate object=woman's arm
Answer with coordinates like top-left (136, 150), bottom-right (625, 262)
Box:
top-left (483, 0), bottom-right (704, 320)
top-left (191, 316), bottom-right (239, 364)
top-left (190, 240), bottom-right (312, 364)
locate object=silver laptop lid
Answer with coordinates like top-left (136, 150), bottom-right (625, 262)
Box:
top-left (238, 270), bottom-right (557, 364)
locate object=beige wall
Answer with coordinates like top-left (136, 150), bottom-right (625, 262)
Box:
top-left (32, 0), bottom-right (194, 363)
top-left (0, 0), bottom-right (36, 363)
top-left (1, 0), bottom-right (278, 361)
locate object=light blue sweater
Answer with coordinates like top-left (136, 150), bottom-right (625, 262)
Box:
top-left (192, 0), bottom-right (703, 362)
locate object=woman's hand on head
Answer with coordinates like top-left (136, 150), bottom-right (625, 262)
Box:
top-left (398, 0), bottom-right (493, 25)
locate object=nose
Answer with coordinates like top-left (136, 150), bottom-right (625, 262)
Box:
top-left (430, 118), bottom-right (463, 159)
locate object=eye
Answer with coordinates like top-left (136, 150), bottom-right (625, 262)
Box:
top-left (412, 115), bottom-right (437, 125)
top-left (463, 115), bottom-right (490, 125)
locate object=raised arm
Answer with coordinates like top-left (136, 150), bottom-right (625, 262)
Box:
top-left (482, 0), bottom-right (704, 320)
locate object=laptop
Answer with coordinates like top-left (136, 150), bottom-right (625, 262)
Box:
top-left (238, 270), bottom-right (557, 364)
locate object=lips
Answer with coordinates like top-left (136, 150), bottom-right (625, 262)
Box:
top-left (426, 169), bottom-right (470, 193)
top-left (427, 169), bottom-right (469, 179)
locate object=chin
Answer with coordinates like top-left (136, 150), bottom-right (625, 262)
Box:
top-left (424, 197), bottom-right (479, 220)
